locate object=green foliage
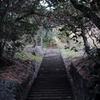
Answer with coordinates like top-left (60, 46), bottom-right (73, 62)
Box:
top-left (61, 49), bottom-right (75, 53)
top-left (85, 49), bottom-right (100, 100)
top-left (16, 51), bottom-right (42, 61)
top-left (87, 84), bottom-right (100, 100)
top-left (59, 28), bottom-right (70, 37)
top-left (57, 27), bottom-right (72, 45)
top-left (0, 0), bottom-right (100, 59)
top-left (43, 38), bottom-right (53, 44)
top-left (0, 0), bottom-right (40, 57)
top-left (0, 14), bottom-right (38, 57)
top-left (37, 27), bottom-right (55, 46)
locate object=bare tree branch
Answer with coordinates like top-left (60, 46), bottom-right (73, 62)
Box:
top-left (15, 11), bottom-right (49, 22)
top-left (70, 0), bottom-right (100, 30)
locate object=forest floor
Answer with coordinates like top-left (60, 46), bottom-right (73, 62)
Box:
top-left (0, 48), bottom-right (98, 86)
top-left (61, 49), bottom-right (96, 85)
top-left (0, 45), bottom-right (42, 83)
top-left (26, 49), bottom-right (75, 100)
top-left (61, 49), bottom-right (100, 100)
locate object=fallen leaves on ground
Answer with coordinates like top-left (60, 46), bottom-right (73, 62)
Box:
top-left (62, 51), bottom-right (96, 84)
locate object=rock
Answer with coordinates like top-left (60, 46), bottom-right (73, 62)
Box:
top-left (0, 84), bottom-right (3, 90)
top-left (35, 46), bottom-right (44, 56)
top-left (0, 50), bottom-right (43, 100)
top-left (43, 48), bottom-right (47, 53)
top-left (69, 63), bottom-right (90, 100)
top-left (64, 45), bottom-right (70, 49)
top-left (31, 60), bottom-right (35, 71)
top-left (0, 59), bottom-right (42, 100)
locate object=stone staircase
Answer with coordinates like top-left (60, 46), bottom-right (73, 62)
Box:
top-left (26, 49), bottom-right (75, 100)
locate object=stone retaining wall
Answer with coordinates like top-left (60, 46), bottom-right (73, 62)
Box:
top-left (0, 58), bottom-right (43, 100)
top-left (60, 50), bottom-right (90, 100)
top-left (69, 63), bottom-right (90, 100)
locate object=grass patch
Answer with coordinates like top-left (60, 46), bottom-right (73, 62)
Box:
top-left (25, 44), bottom-right (33, 47)
top-left (16, 51), bottom-right (42, 61)
top-left (61, 49), bottom-right (75, 53)
top-left (61, 49), bottom-right (83, 58)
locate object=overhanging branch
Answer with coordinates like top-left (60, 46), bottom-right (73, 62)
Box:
top-left (70, 0), bottom-right (100, 30)
top-left (15, 11), bottom-right (49, 22)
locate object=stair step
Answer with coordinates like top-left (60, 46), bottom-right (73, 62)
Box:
top-left (26, 96), bottom-right (74, 100)
top-left (28, 91), bottom-right (72, 94)
top-left (29, 89), bottom-right (73, 92)
top-left (27, 94), bottom-right (73, 97)
top-left (26, 49), bottom-right (75, 100)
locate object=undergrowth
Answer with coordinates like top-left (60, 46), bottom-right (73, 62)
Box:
top-left (16, 51), bottom-right (42, 61)
top-left (61, 49), bottom-right (75, 53)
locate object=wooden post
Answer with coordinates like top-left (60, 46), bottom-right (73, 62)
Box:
top-left (41, 37), bottom-right (43, 48)
top-left (32, 35), bottom-right (37, 55)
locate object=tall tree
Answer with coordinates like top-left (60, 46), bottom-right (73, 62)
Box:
top-left (70, 0), bottom-right (100, 29)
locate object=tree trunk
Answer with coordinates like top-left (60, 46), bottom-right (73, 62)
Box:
top-left (81, 18), bottom-right (90, 55)
top-left (0, 42), bottom-right (3, 57)
top-left (32, 35), bottom-right (37, 56)
top-left (41, 37), bottom-right (43, 48)
top-left (70, 0), bottom-right (100, 30)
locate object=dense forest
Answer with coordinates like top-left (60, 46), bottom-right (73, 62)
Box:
top-left (0, 0), bottom-right (100, 100)
top-left (0, 0), bottom-right (100, 57)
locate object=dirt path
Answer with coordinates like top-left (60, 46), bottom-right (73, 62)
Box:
top-left (26, 49), bottom-right (75, 100)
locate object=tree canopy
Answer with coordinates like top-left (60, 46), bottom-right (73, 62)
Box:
top-left (0, 0), bottom-right (100, 57)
